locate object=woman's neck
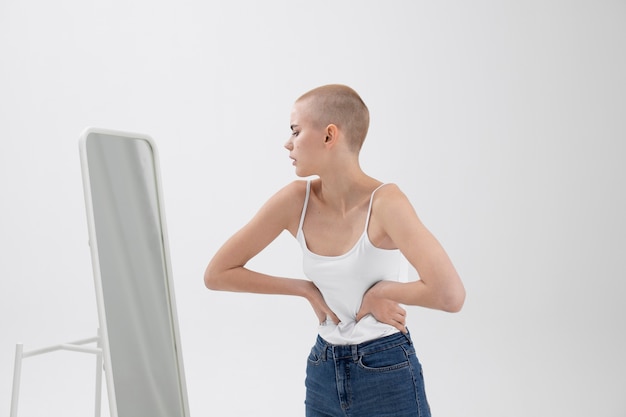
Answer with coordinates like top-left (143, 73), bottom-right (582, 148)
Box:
top-left (314, 168), bottom-right (380, 215)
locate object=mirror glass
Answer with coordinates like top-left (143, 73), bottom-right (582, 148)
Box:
top-left (80, 130), bottom-right (188, 417)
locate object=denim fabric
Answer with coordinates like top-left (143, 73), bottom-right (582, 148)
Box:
top-left (305, 330), bottom-right (431, 417)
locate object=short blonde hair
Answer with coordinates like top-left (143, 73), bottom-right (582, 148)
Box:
top-left (296, 84), bottom-right (370, 152)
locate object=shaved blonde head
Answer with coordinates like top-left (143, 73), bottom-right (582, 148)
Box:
top-left (296, 84), bottom-right (370, 152)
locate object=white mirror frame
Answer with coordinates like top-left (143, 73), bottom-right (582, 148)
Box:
top-left (78, 127), bottom-right (190, 417)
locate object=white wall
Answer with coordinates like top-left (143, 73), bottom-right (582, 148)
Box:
top-left (1, 1), bottom-right (625, 416)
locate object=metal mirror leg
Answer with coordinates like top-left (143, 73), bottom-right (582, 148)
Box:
top-left (10, 330), bottom-right (104, 417)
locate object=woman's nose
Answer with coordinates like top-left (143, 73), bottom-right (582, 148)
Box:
top-left (284, 138), bottom-right (293, 150)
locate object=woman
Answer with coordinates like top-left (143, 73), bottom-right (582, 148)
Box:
top-left (205, 84), bottom-right (465, 416)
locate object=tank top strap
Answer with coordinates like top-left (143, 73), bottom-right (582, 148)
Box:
top-left (363, 183), bottom-right (391, 232)
top-left (297, 180), bottom-right (312, 234)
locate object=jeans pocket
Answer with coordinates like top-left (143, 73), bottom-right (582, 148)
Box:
top-left (307, 346), bottom-right (323, 366)
top-left (358, 346), bottom-right (410, 372)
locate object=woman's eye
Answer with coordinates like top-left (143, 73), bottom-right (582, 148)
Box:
top-left (292, 131), bottom-right (300, 137)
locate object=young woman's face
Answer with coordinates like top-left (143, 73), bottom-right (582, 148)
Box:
top-left (284, 101), bottom-right (327, 177)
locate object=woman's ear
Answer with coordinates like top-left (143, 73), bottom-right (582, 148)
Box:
top-left (324, 124), bottom-right (338, 147)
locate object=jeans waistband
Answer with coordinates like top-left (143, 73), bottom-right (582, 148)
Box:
top-left (314, 330), bottom-right (413, 361)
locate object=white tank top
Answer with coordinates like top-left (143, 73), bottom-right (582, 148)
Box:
top-left (296, 180), bottom-right (404, 345)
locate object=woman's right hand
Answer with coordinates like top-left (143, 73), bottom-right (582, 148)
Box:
top-left (304, 281), bottom-right (340, 325)
top-left (356, 280), bottom-right (407, 334)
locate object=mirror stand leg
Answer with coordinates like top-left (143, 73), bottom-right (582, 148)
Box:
top-left (94, 330), bottom-right (103, 417)
top-left (10, 343), bottom-right (24, 417)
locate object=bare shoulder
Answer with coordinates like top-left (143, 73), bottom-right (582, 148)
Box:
top-left (368, 183), bottom-right (421, 248)
top-left (269, 179), bottom-right (308, 208)
top-left (372, 183), bottom-right (423, 229)
top-left (373, 183), bottom-right (415, 212)
top-left (259, 180), bottom-right (308, 236)
top-left (281, 179), bottom-right (309, 196)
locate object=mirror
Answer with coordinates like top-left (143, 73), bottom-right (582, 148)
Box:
top-left (79, 128), bottom-right (189, 417)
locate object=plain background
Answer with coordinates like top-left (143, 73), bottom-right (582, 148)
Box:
top-left (1, 1), bottom-right (625, 416)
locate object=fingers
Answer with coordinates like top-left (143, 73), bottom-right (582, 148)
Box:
top-left (355, 309), bottom-right (365, 322)
top-left (316, 311), bottom-right (327, 324)
top-left (316, 308), bottom-right (340, 326)
top-left (309, 290), bottom-right (340, 325)
top-left (395, 315), bottom-right (408, 334)
top-left (381, 309), bottom-right (408, 333)
top-left (385, 309), bottom-right (406, 333)
top-left (356, 306), bottom-right (407, 334)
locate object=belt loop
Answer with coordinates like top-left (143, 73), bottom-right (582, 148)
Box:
top-left (404, 329), bottom-right (413, 345)
top-left (351, 345), bottom-right (358, 362)
top-left (321, 343), bottom-right (328, 361)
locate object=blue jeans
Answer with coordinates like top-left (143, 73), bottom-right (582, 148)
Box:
top-left (305, 330), bottom-right (431, 417)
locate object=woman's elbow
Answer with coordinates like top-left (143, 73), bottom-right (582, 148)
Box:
top-left (441, 285), bottom-right (466, 313)
top-left (204, 263), bottom-right (222, 290)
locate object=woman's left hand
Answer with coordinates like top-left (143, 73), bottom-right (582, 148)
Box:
top-left (356, 281), bottom-right (407, 334)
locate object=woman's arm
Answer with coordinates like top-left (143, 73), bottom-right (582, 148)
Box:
top-left (204, 181), bottom-right (339, 324)
top-left (356, 185), bottom-right (465, 327)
